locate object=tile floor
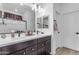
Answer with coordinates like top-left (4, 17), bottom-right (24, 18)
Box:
top-left (56, 47), bottom-right (79, 55)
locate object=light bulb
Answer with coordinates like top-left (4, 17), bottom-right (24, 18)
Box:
top-left (20, 3), bottom-right (24, 5)
top-left (15, 9), bottom-right (18, 12)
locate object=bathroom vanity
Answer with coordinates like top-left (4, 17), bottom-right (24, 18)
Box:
top-left (0, 33), bottom-right (51, 55)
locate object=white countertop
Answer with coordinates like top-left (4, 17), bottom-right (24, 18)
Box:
top-left (0, 33), bottom-right (52, 47)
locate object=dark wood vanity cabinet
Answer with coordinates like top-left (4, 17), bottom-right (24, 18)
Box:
top-left (0, 36), bottom-right (51, 55)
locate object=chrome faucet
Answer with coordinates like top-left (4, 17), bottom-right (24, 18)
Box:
top-left (36, 30), bottom-right (44, 34)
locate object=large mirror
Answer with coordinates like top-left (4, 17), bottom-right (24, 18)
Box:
top-left (37, 17), bottom-right (43, 28)
top-left (0, 3), bottom-right (35, 33)
top-left (35, 4), bottom-right (49, 32)
top-left (43, 16), bottom-right (49, 28)
top-left (37, 16), bottom-right (49, 29)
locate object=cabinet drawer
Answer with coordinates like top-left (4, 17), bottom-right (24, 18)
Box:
top-left (37, 36), bottom-right (51, 43)
top-left (10, 49), bottom-right (26, 55)
top-left (25, 45), bottom-right (37, 54)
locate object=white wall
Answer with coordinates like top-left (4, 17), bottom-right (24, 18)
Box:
top-left (53, 3), bottom-right (64, 54)
top-left (0, 3), bottom-right (3, 10)
top-left (62, 3), bottom-right (79, 14)
top-left (23, 9), bottom-right (35, 31)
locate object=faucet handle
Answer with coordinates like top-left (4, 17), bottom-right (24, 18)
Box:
top-left (37, 30), bottom-right (40, 34)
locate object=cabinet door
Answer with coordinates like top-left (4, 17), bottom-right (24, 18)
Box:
top-left (37, 36), bottom-right (51, 55)
top-left (45, 40), bottom-right (51, 53)
top-left (37, 47), bottom-right (46, 55)
top-left (0, 48), bottom-right (2, 55)
top-left (37, 42), bottom-right (46, 49)
top-left (10, 49), bottom-right (26, 55)
top-left (25, 45), bottom-right (37, 55)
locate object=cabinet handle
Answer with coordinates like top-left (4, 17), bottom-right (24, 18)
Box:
top-left (23, 52), bottom-right (26, 55)
top-left (31, 48), bottom-right (34, 51)
top-left (42, 44), bottom-right (44, 46)
top-left (46, 41), bottom-right (49, 44)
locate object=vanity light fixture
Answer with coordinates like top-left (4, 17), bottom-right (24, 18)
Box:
top-left (31, 4), bottom-right (45, 12)
top-left (31, 4), bottom-right (37, 11)
top-left (31, 4), bottom-right (41, 11)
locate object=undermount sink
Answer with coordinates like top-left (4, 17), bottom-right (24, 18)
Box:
top-left (25, 34), bottom-right (35, 36)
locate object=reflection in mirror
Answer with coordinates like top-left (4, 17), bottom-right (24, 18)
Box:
top-left (43, 16), bottom-right (49, 28)
top-left (0, 3), bottom-right (35, 33)
top-left (37, 17), bottom-right (42, 28)
top-left (37, 16), bottom-right (49, 29)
